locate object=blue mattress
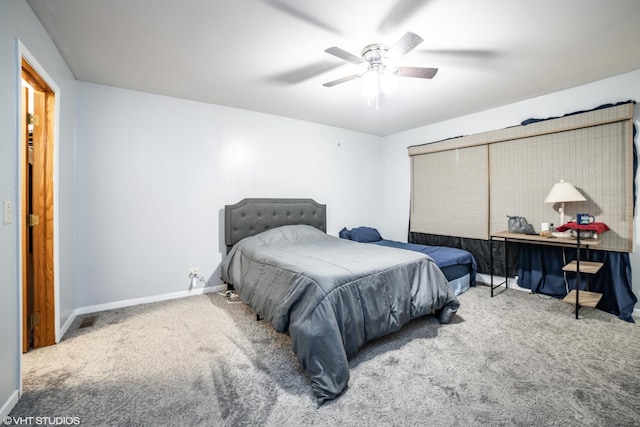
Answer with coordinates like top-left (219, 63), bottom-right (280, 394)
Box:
top-left (372, 240), bottom-right (477, 287)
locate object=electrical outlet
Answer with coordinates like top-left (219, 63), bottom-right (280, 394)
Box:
top-left (188, 268), bottom-right (199, 278)
top-left (3, 201), bottom-right (13, 225)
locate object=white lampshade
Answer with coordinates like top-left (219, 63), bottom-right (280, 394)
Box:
top-left (544, 180), bottom-right (586, 226)
top-left (544, 180), bottom-right (586, 203)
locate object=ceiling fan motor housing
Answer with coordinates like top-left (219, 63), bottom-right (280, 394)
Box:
top-left (362, 43), bottom-right (390, 72)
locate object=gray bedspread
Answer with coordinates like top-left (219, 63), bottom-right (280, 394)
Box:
top-left (220, 225), bottom-right (459, 403)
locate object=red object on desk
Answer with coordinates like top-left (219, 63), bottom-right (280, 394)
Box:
top-left (555, 222), bottom-right (609, 233)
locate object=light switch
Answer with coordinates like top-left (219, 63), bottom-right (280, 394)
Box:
top-left (3, 201), bottom-right (13, 224)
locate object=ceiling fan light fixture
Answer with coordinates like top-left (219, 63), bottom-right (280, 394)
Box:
top-left (362, 71), bottom-right (381, 97)
top-left (362, 69), bottom-right (397, 98)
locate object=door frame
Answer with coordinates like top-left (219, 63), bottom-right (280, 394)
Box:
top-left (16, 41), bottom-right (61, 357)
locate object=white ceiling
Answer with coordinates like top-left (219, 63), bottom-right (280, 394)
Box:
top-left (27, 0), bottom-right (640, 136)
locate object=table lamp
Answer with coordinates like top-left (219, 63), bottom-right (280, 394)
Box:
top-left (544, 180), bottom-right (586, 226)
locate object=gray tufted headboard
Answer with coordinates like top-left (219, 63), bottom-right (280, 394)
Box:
top-left (224, 198), bottom-right (327, 250)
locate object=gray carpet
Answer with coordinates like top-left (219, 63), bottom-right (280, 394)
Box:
top-left (10, 286), bottom-right (640, 426)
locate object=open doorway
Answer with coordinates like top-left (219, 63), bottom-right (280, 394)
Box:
top-left (21, 58), bottom-right (56, 352)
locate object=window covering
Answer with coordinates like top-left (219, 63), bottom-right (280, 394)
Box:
top-left (408, 101), bottom-right (635, 252)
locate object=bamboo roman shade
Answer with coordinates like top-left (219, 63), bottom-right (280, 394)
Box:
top-left (408, 102), bottom-right (635, 252)
top-left (410, 145), bottom-right (489, 239)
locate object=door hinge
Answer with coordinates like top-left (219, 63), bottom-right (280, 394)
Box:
top-left (27, 113), bottom-right (40, 126)
top-left (28, 213), bottom-right (39, 227)
top-left (29, 313), bottom-right (40, 330)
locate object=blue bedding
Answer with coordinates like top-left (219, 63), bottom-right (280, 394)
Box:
top-left (373, 240), bottom-right (476, 286)
top-left (340, 227), bottom-right (477, 289)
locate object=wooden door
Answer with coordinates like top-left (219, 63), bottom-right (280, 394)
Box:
top-left (21, 60), bottom-right (56, 350)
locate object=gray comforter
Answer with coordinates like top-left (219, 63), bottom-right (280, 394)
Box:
top-left (220, 225), bottom-right (459, 403)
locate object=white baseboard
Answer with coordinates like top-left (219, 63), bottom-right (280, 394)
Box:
top-left (64, 286), bottom-right (221, 335)
top-left (59, 312), bottom-right (76, 341)
top-left (0, 389), bottom-right (19, 421)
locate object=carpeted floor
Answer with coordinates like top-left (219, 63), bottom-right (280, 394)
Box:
top-left (10, 285), bottom-right (640, 426)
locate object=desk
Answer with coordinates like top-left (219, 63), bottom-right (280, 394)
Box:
top-left (490, 231), bottom-right (603, 318)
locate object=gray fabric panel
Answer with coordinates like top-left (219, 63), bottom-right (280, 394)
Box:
top-left (224, 198), bottom-right (326, 248)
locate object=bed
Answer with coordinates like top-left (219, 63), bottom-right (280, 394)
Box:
top-left (220, 198), bottom-right (460, 403)
top-left (339, 226), bottom-right (477, 296)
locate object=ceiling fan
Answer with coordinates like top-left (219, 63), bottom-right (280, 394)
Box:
top-left (322, 32), bottom-right (438, 93)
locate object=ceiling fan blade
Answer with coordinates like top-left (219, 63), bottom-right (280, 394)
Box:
top-left (322, 74), bottom-right (362, 87)
top-left (388, 32), bottom-right (424, 59)
top-left (378, 0), bottom-right (431, 32)
top-left (325, 47), bottom-right (363, 65)
top-left (269, 61), bottom-right (342, 84)
top-left (396, 66), bottom-right (438, 79)
top-left (264, 0), bottom-right (341, 34)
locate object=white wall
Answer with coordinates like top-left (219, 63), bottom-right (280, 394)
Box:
top-left (3, 2), bottom-right (639, 416)
top-left (75, 82), bottom-right (383, 307)
top-left (381, 69), bottom-right (640, 301)
top-left (0, 0), bottom-right (77, 417)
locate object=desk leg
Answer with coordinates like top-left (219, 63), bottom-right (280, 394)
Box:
top-left (505, 240), bottom-right (509, 291)
top-left (490, 236), bottom-right (510, 296)
top-left (490, 237), bottom-right (509, 296)
top-left (585, 245), bottom-right (591, 292)
top-left (490, 237), bottom-right (494, 297)
top-left (575, 234), bottom-right (581, 319)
